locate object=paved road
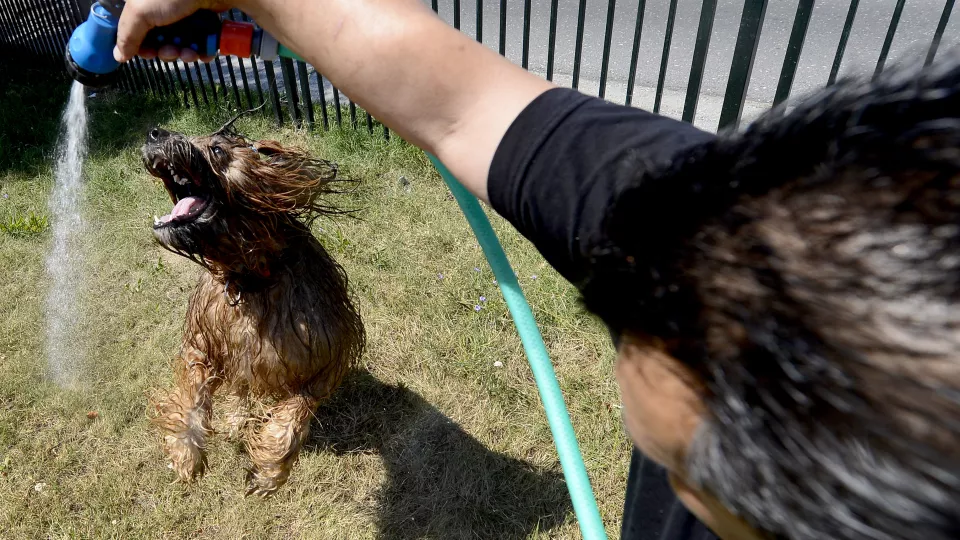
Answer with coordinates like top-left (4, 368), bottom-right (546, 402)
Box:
top-left (428, 0), bottom-right (957, 126)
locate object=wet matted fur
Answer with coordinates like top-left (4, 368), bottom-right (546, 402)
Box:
top-left (141, 120), bottom-right (364, 496)
top-left (582, 56), bottom-right (960, 539)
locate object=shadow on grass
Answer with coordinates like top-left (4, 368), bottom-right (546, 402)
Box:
top-left (0, 55), bottom-right (181, 178)
top-left (0, 55), bottom-right (73, 177)
top-left (308, 371), bottom-right (572, 539)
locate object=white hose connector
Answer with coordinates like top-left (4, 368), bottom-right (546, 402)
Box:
top-left (257, 30), bottom-right (279, 61)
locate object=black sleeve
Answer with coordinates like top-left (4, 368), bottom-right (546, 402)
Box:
top-left (488, 89), bottom-right (720, 540)
top-left (488, 88), bottom-right (715, 286)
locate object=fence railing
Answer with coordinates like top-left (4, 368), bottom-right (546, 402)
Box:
top-left (0, 0), bottom-right (956, 135)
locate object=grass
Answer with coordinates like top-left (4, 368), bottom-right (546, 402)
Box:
top-left (0, 212), bottom-right (49, 237)
top-left (0, 59), bottom-right (627, 539)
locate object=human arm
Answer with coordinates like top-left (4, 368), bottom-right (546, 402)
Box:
top-left (114, 0), bottom-right (554, 203)
top-left (113, 0), bottom-right (713, 287)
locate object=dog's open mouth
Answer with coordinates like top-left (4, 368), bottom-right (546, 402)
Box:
top-left (147, 159), bottom-right (211, 229)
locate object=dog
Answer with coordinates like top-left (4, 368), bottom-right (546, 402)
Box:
top-left (141, 114), bottom-right (364, 496)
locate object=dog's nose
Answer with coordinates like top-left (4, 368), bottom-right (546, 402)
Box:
top-left (148, 127), bottom-right (170, 143)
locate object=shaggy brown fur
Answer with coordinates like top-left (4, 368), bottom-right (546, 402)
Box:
top-left (141, 120), bottom-right (364, 496)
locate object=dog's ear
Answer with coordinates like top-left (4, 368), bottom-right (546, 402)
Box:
top-left (227, 140), bottom-right (343, 217)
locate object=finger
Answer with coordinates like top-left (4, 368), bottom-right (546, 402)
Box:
top-left (157, 44), bottom-right (181, 62)
top-left (199, 54), bottom-right (216, 64)
top-left (180, 48), bottom-right (200, 63)
top-left (138, 47), bottom-right (157, 60)
top-left (114, 3), bottom-right (154, 63)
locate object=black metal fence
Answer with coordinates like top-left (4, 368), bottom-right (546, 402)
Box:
top-left (0, 0), bottom-right (956, 134)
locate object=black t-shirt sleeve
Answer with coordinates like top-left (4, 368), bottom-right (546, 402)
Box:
top-left (488, 89), bottom-right (719, 540)
top-left (488, 88), bottom-right (715, 286)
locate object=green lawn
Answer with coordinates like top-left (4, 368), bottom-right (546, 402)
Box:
top-left (0, 60), bottom-right (628, 539)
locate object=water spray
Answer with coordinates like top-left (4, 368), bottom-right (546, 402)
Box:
top-left (66, 0), bottom-right (291, 87)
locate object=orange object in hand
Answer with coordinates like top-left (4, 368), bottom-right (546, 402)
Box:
top-left (220, 20), bottom-right (255, 58)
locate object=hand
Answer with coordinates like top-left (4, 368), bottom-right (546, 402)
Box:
top-left (114, 0), bottom-right (233, 64)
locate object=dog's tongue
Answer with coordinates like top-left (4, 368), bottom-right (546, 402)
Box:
top-left (172, 196), bottom-right (203, 218)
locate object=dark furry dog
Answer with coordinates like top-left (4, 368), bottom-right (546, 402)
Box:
top-left (141, 117), bottom-right (364, 496)
top-left (583, 57), bottom-right (960, 539)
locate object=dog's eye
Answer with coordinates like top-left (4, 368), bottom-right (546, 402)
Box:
top-left (212, 146), bottom-right (225, 158)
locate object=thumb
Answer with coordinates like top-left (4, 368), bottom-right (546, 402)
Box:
top-left (114, 3), bottom-right (156, 62)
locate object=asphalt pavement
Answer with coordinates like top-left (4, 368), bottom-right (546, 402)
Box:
top-left (429, 0), bottom-right (959, 129)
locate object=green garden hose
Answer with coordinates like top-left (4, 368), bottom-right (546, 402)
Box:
top-left (277, 44), bottom-right (303, 61)
top-left (428, 155), bottom-right (608, 540)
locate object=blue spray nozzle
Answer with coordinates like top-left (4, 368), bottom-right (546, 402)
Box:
top-left (64, 1), bottom-right (290, 87)
top-left (65, 3), bottom-right (121, 86)
top-left (65, 1), bottom-right (226, 87)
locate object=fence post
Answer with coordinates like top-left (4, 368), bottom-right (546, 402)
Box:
top-left (224, 56), bottom-right (243, 108)
top-left (773, 0), bottom-right (814, 105)
top-left (226, 11), bottom-right (254, 107)
top-left (521, 0), bottom-right (531, 69)
top-left (25, 1), bottom-right (56, 63)
top-left (202, 62), bottom-right (216, 103)
top-left (653, 0), bottom-right (679, 113)
top-left (263, 60), bottom-right (284, 125)
top-left (331, 85), bottom-right (343, 127)
top-left (546, 0), bottom-right (559, 81)
top-left (624, 0), bottom-right (647, 107)
top-left (572, 0), bottom-right (587, 89)
top-left (192, 61), bottom-right (209, 105)
top-left (242, 11), bottom-right (267, 107)
top-left (874, 0), bottom-right (907, 79)
top-left (315, 71), bottom-right (330, 130)
top-left (50, 0), bottom-right (74, 54)
top-left (170, 62), bottom-right (192, 107)
top-left (160, 59), bottom-right (179, 96)
top-left (248, 56), bottom-right (266, 106)
top-left (927, 0), bottom-right (956, 66)
top-left (0, 1), bottom-right (12, 47)
top-left (718, 0), bottom-right (768, 130)
top-left (181, 61), bottom-right (201, 107)
top-left (0, 1), bottom-right (21, 50)
top-left (681, 0), bottom-right (718, 122)
top-left (828, 0), bottom-right (859, 85)
top-left (279, 56), bottom-right (302, 127)
top-left (136, 57), bottom-right (158, 96)
top-left (499, 0), bottom-right (507, 56)
top-left (476, 0), bottom-right (483, 43)
top-left (598, 0), bottom-right (617, 99)
top-left (296, 61), bottom-right (315, 129)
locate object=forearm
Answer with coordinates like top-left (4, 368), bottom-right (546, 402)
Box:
top-left (236, 0), bottom-right (552, 202)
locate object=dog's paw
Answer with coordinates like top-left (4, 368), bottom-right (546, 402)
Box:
top-left (244, 469), bottom-right (281, 498)
top-left (223, 414), bottom-right (248, 442)
top-left (164, 435), bottom-right (207, 482)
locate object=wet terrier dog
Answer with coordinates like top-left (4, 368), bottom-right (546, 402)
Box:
top-left (141, 114), bottom-right (364, 496)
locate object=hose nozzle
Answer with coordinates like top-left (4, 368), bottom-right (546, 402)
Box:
top-left (65, 2), bottom-right (121, 87)
top-left (65, 1), bottom-right (227, 87)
